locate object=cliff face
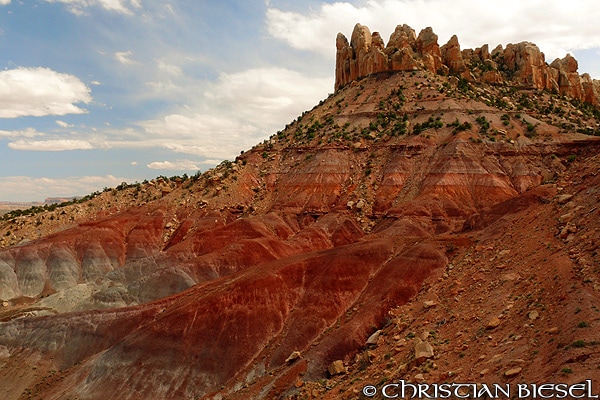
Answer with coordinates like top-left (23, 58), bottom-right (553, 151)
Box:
top-left (335, 23), bottom-right (600, 105)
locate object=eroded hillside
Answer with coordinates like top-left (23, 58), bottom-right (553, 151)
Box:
top-left (0, 27), bottom-right (599, 399)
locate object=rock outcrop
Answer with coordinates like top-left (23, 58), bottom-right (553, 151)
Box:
top-left (335, 23), bottom-right (600, 105)
top-left (441, 34), bottom-right (468, 78)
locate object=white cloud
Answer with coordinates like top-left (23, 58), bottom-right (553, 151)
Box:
top-left (0, 127), bottom-right (44, 139)
top-left (0, 0), bottom-right (10, 5)
top-left (141, 113), bottom-right (252, 138)
top-left (200, 159), bottom-right (222, 165)
top-left (266, 2), bottom-right (366, 58)
top-left (156, 58), bottom-right (182, 76)
top-left (135, 113), bottom-right (255, 159)
top-left (135, 67), bottom-right (331, 159)
top-left (0, 67), bottom-right (92, 118)
top-left (44, 0), bottom-right (141, 15)
top-left (146, 160), bottom-right (199, 171)
top-left (8, 139), bottom-right (93, 151)
top-left (0, 175), bottom-right (132, 202)
top-left (115, 51), bottom-right (139, 65)
top-left (205, 68), bottom-right (330, 117)
top-left (55, 120), bottom-right (74, 128)
top-left (266, 0), bottom-right (600, 62)
top-left (145, 80), bottom-right (182, 94)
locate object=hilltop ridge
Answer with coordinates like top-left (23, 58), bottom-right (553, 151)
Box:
top-left (336, 23), bottom-right (600, 105)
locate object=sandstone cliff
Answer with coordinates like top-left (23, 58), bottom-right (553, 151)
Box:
top-left (335, 23), bottom-right (600, 105)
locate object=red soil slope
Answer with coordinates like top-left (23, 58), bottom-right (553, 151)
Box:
top-left (0, 70), bottom-right (599, 399)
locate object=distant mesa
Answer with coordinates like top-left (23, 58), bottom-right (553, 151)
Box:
top-left (0, 197), bottom-right (80, 215)
top-left (44, 197), bottom-right (80, 205)
top-left (335, 23), bottom-right (600, 105)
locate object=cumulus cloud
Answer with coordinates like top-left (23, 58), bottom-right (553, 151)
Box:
top-left (266, 0), bottom-right (600, 62)
top-left (8, 139), bottom-right (93, 151)
top-left (146, 160), bottom-right (199, 171)
top-left (0, 0), bottom-right (10, 5)
top-left (205, 68), bottom-right (330, 119)
top-left (136, 67), bottom-right (331, 159)
top-left (0, 67), bottom-right (92, 118)
top-left (44, 0), bottom-right (141, 15)
top-left (0, 67), bottom-right (329, 161)
top-left (0, 175), bottom-right (132, 202)
top-left (135, 113), bottom-right (255, 159)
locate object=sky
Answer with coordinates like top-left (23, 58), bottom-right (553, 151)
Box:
top-left (0, 0), bottom-right (599, 201)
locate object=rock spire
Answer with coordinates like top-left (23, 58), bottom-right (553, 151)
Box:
top-left (335, 23), bottom-right (600, 105)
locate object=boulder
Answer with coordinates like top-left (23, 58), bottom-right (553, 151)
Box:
top-left (285, 351), bottom-right (302, 363)
top-left (504, 367), bottom-right (522, 378)
top-left (366, 330), bottom-right (382, 346)
top-left (414, 340), bottom-right (434, 364)
top-left (486, 316), bottom-right (501, 329)
top-left (528, 310), bottom-right (539, 320)
top-left (328, 360), bottom-right (346, 376)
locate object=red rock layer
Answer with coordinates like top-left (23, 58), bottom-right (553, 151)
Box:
top-left (1, 67), bottom-right (599, 399)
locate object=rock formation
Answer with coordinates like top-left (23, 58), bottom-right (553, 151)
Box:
top-left (441, 34), bottom-right (468, 78)
top-left (415, 27), bottom-right (443, 74)
top-left (335, 23), bottom-right (600, 105)
top-left (1, 22), bottom-right (600, 400)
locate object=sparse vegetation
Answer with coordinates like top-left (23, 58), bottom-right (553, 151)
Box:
top-left (457, 78), bottom-right (470, 93)
top-left (413, 116), bottom-right (443, 135)
top-left (475, 115), bottom-right (490, 133)
top-left (447, 118), bottom-right (472, 134)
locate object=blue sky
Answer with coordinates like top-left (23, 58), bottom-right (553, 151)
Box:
top-left (1, 0), bottom-right (599, 201)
